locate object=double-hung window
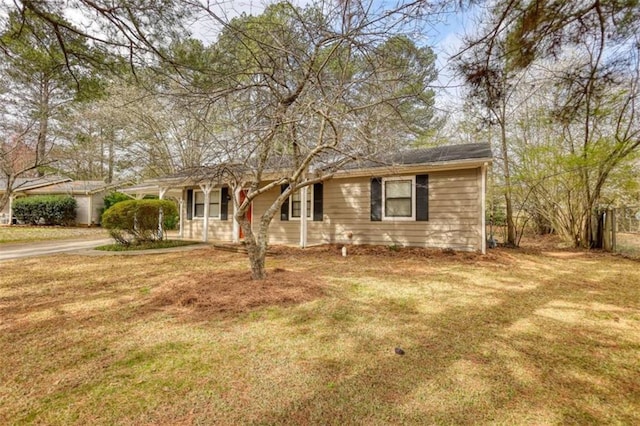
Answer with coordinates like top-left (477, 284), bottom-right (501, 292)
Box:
top-left (383, 177), bottom-right (415, 220)
top-left (290, 187), bottom-right (312, 219)
top-left (194, 190), bottom-right (220, 218)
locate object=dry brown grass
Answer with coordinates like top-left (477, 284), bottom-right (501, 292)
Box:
top-left (1, 245), bottom-right (639, 425)
top-left (0, 225), bottom-right (107, 243)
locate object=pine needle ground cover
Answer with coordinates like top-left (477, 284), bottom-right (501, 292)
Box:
top-left (1, 246), bottom-right (638, 424)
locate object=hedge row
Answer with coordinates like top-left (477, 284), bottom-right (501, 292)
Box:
top-left (12, 195), bottom-right (77, 226)
top-left (101, 199), bottom-right (178, 245)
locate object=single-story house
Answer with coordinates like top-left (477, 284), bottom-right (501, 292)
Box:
top-left (123, 143), bottom-right (493, 253)
top-left (0, 176), bottom-right (117, 226)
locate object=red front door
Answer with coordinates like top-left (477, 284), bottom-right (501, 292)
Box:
top-left (239, 190), bottom-right (252, 240)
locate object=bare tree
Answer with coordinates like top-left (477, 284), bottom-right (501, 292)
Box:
top-left (456, 0), bottom-right (640, 248)
top-left (167, 1), bottom-right (444, 279)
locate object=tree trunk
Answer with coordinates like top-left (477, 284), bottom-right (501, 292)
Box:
top-left (499, 110), bottom-right (517, 247)
top-left (247, 238), bottom-right (268, 280)
top-left (107, 136), bottom-right (114, 184)
top-left (36, 76), bottom-right (51, 177)
top-left (241, 216), bottom-right (269, 280)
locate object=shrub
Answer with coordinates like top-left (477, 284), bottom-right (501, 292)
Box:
top-left (102, 199), bottom-right (178, 245)
top-left (103, 191), bottom-right (131, 211)
top-left (12, 195), bottom-right (77, 226)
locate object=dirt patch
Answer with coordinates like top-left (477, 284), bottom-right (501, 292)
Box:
top-left (149, 268), bottom-right (325, 318)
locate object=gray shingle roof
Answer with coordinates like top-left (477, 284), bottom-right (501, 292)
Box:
top-left (0, 175), bottom-right (71, 192)
top-left (391, 143), bottom-right (492, 165)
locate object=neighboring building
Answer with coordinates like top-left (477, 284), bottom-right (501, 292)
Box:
top-left (0, 176), bottom-right (117, 226)
top-left (123, 143), bottom-right (493, 252)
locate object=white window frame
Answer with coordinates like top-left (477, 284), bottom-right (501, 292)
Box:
top-left (382, 176), bottom-right (415, 221)
top-left (193, 189), bottom-right (221, 219)
top-left (289, 186), bottom-right (313, 220)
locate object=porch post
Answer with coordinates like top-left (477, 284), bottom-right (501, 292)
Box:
top-left (178, 196), bottom-right (184, 238)
top-left (481, 163), bottom-right (487, 254)
top-left (300, 186), bottom-right (308, 248)
top-left (232, 187), bottom-right (241, 243)
top-left (199, 183), bottom-right (212, 242)
top-left (158, 187), bottom-right (168, 240)
top-left (8, 195), bottom-right (13, 226)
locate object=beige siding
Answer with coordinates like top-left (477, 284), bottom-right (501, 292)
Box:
top-left (253, 185), bottom-right (300, 245)
top-left (90, 193), bottom-right (105, 225)
top-left (182, 188), bottom-right (235, 241)
top-left (194, 168), bottom-right (484, 251)
top-left (74, 195), bottom-right (91, 225)
top-left (307, 168), bottom-right (482, 251)
top-left (73, 193), bottom-right (105, 226)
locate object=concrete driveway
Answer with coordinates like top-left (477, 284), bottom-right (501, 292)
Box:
top-left (0, 238), bottom-right (113, 261)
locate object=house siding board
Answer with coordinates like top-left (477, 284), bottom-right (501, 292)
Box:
top-left (185, 219), bottom-right (234, 241)
top-left (187, 167), bottom-right (483, 251)
top-left (182, 187), bottom-right (235, 240)
top-left (75, 196), bottom-right (90, 225)
top-left (90, 193), bottom-right (105, 225)
top-left (308, 169), bottom-right (481, 250)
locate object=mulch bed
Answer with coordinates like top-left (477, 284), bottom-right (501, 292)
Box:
top-left (149, 268), bottom-right (325, 318)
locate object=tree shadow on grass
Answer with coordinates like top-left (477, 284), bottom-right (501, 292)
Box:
top-left (250, 264), bottom-right (640, 425)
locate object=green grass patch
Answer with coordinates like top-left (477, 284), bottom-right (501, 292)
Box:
top-left (95, 239), bottom-right (199, 251)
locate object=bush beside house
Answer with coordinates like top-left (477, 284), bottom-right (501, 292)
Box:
top-left (12, 195), bottom-right (77, 226)
top-left (102, 199), bottom-right (178, 246)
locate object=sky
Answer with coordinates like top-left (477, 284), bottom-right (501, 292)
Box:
top-left (187, 0), bottom-right (478, 112)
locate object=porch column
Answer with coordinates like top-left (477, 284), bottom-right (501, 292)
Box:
top-left (178, 197), bottom-right (184, 238)
top-left (299, 186), bottom-right (308, 248)
top-left (8, 195), bottom-right (13, 226)
top-left (481, 163), bottom-right (487, 254)
top-left (158, 187), bottom-right (168, 240)
top-left (158, 187), bottom-right (168, 200)
top-left (232, 187), bottom-right (241, 243)
top-left (199, 183), bottom-right (212, 242)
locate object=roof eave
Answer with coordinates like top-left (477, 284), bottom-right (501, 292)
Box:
top-left (333, 157), bottom-right (493, 179)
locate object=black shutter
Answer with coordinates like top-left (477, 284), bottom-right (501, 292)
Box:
top-left (416, 174), bottom-right (429, 221)
top-left (370, 177), bottom-right (382, 221)
top-left (186, 189), bottom-right (193, 220)
top-left (280, 184), bottom-right (289, 221)
top-left (313, 183), bottom-right (323, 221)
top-left (220, 187), bottom-right (229, 220)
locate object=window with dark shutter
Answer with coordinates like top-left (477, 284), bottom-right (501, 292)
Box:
top-left (416, 174), bottom-right (429, 221)
top-left (370, 177), bottom-right (382, 221)
top-left (220, 187), bottom-right (229, 220)
top-left (280, 184), bottom-right (289, 221)
top-left (313, 183), bottom-right (323, 221)
top-left (186, 189), bottom-right (193, 220)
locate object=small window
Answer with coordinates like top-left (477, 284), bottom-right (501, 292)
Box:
top-left (194, 190), bottom-right (220, 218)
top-left (290, 187), bottom-right (312, 219)
top-left (383, 178), bottom-right (414, 220)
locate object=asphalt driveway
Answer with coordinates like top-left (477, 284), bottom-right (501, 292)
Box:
top-left (0, 238), bottom-right (113, 261)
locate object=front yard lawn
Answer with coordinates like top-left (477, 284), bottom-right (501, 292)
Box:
top-left (0, 225), bottom-right (108, 244)
top-left (1, 246), bottom-right (638, 424)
